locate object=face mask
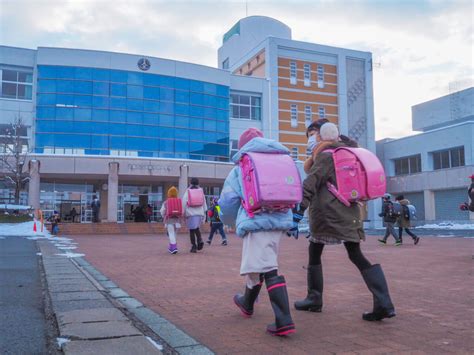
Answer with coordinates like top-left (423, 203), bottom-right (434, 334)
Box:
top-left (307, 134), bottom-right (318, 152)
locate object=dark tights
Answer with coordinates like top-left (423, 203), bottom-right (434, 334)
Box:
top-left (189, 228), bottom-right (202, 246)
top-left (308, 241), bottom-right (371, 272)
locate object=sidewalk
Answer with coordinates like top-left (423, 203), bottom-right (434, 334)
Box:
top-left (66, 232), bottom-right (473, 354)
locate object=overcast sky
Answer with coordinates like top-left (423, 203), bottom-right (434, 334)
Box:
top-left (1, 0), bottom-right (472, 139)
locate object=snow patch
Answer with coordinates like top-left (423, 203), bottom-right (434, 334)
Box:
top-left (0, 221), bottom-right (52, 237)
top-left (145, 337), bottom-right (163, 351)
top-left (56, 337), bottom-right (70, 348)
top-left (55, 252), bottom-right (85, 258)
top-left (418, 223), bottom-right (474, 230)
top-left (36, 252), bottom-right (42, 256)
top-left (57, 246), bottom-right (77, 250)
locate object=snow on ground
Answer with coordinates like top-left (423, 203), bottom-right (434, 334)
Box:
top-left (417, 223), bottom-right (474, 230)
top-left (54, 252), bottom-right (85, 258)
top-left (0, 221), bottom-right (52, 237)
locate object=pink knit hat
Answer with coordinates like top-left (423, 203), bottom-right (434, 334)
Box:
top-left (238, 128), bottom-right (263, 149)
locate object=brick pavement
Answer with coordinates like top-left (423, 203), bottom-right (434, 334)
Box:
top-left (70, 233), bottom-right (474, 354)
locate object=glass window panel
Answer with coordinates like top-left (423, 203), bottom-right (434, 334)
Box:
top-left (75, 67), bottom-right (93, 80)
top-left (35, 133), bottom-right (55, 147)
top-left (203, 83), bottom-right (217, 95)
top-left (126, 124), bottom-right (143, 136)
top-left (175, 140), bottom-right (189, 152)
top-left (56, 107), bottom-right (74, 120)
top-left (175, 103), bottom-right (189, 116)
top-left (110, 97), bottom-right (126, 109)
top-left (433, 152), bottom-right (441, 170)
top-left (440, 151), bottom-right (450, 169)
top-left (143, 86), bottom-right (160, 100)
top-left (190, 80), bottom-right (204, 92)
top-left (18, 72), bottom-right (33, 83)
top-left (74, 108), bottom-right (91, 120)
top-left (175, 78), bottom-right (189, 90)
top-left (38, 79), bottom-right (56, 92)
top-left (239, 95), bottom-right (250, 105)
top-left (73, 94), bottom-right (92, 107)
top-left (127, 72), bottom-right (143, 85)
top-left (127, 111), bottom-right (143, 124)
top-left (110, 136), bottom-right (126, 149)
top-left (231, 105), bottom-right (239, 118)
top-left (2, 70), bottom-right (17, 81)
top-left (203, 119), bottom-right (216, 131)
top-left (93, 81), bottom-right (109, 96)
top-left (216, 97), bottom-right (228, 110)
top-left (36, 120), bottom-right (55, 132)
top-left (37, 107), bottom-right (56, 119)
top-left (73, 121), bottom-right (92, 134)
top-left (74, 80), bottom-right (93, 94)
top-left (160, 76), bottom-right (174, 88)
top-left (400, 158), bottom-right (409, 174)
top-left (56, 94), bottom-right (75, 106)
top-left (174, 128), bottom-right (189, 139)
top-left (38, 93), bottom-right (56, 105)
top-left (459, 147), bottom-right (465, 166)
top-left (160, 114), bottom-right (174, 126)
top-left (189, 105), bottom-right (203, 117)
top-left (143, 74), bottom-right (161, 86)
top-left (56, 80), bottom-right (75, 93)
top-left (110, 70), bottom-right (127, 83)
top-left (251, 96), bottom-right (261, 106)
top-left (127, 99), bottom-right (143, 111)
top-left (93, 69), bottom-right (110, 81)
top-left (160, 139), bottom-right (174, 152)
top-left (92, 96), bottom-right (109, 108)
top-left (143, 126), bottom-right (160, 138)
top-left (56, 66), bottom-right (76, 79)
top-left (239, 106), bottom-right (250, 119)
top-left (109, 110), bottom-right (126, 123)
top-left (450, 149), bottom-right (460, 167)
top-left (127, 85), bottom-right (143, 99)
top-left (143, 113), bottom-right (159, 125)
top-left (175, 116), bottom-right (189, 128)
top-left (189, 118), bottom-right (203, 129)
top-left (111, 83), bottom-right (126, 97)
top-left (108, 123), bottom-right (126, 135)
top-left (1, 82), bottom-right (16, 98)
top-left (189, 141), bottom-right (204, 152)
top-left (160, 88), bottom-right (174, 101)
top-left (143, 100), bottom-right (160, 113)
top-left (38, 66), bottom-right (56, 78)
top-left (92, 109), bottom-right (109, 121)
top-left (251, 107), bottom-right (261, 120)
top-left (230, 94), bottom-right (239, 104)
top-left (216, 85), bottom-right (229, 97)
top-left (160, 101), bottom-right (174, 114)
top-left (175, 90), bottom-right (189, 103)
top-left (160, 127), bottom-right (174, 137)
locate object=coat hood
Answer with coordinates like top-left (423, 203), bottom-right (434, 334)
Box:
top-left (232, 137), bottom-right (290, 163)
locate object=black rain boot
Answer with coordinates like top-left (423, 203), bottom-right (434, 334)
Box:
top-left (266, 275), bottom-right (295, 336)
top-left (361, 264), bottom-right (396, 321)
top-left (189, 231), bottom-right (197, 253)
top-left (233, 275), bottom-right (264, 317)
top-left (196, 229), bottom-right (204, 250)
top-left (294, 264), bottom-right (323, 312)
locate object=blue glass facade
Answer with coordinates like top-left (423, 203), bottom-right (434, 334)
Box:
top-left (35, 66), bottom-right (230, 161)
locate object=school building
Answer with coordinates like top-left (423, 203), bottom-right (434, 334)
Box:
top-left (377, 87), bottom-right (474, 224)
top-left (0, 16), bottom-right (377, 225)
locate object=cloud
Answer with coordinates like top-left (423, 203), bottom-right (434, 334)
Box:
top-left (1, 0), bottom-right (472, 139)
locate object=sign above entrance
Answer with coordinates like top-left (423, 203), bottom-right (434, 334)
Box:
top-left (128, 164), bottom-right (172, 175)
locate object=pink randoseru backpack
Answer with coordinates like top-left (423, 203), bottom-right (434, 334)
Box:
top-left (325, 147), bottom-right (386, 206)
top-left (187, 188), bottom-right (205, 207)
top-left (239, 152), bottom-right (302, 218)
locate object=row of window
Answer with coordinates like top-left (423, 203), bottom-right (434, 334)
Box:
top-left (230, 93), bottom-right (262, 120)
top-left (393, 146), bottom-right (465, 176)
top-left (38, 66), bottom-right (229, 96)
top-left (37, 80), bottom-right (229, 109)
top-left (289, 62), bottom-right (325, 87)
top-left (290, 104), bottom-right (326, 128)
top-left (1, 69), bottom-right (33, 100)
top-left (37, 104), bottom-right (229, 122)
top-left (35, 134), bottom-right (228, 155)
top-left (36, 120), bottom-right (228, 141)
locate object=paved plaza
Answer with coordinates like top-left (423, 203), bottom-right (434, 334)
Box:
top-left (68, 233), bottom-right (472, 354)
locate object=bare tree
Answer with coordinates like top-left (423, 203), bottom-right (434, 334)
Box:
top-left (0, 115), bottom-right (29, 204)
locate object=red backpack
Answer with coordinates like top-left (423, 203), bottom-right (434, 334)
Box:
top-left (165, 198), bottom-right (183, 218)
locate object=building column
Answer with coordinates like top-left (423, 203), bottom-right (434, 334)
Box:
top-left (28, 159), bottom-right (40, 211)
top-left (424, 189), bottom-right (436, 222)
top-left (107, 162), bottom-right (119, 222)
top-left (178, 164), bottom-right (189, 198)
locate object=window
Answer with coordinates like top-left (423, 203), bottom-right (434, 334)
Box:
top-left (290, 62), bottom-right (297, 85)
top-left (318, 106), bottom-right (326, 118)
top-left (432, 147), bottom-right (464, 170)
top-left (291, 104), bottom-right (298, 128)
top-left (230, 92), bottom-right (261, 120)
top-left (317, 65), bottom-right (325, 88)
top-left (304, 106), bottom-right (312, 127)
top-left (230, 139), bottom-right (239, 159)
top-left (394, 154), bottom-right (421, 176)
top-left (222, 58), bottom-right (229, 70)
top-left (291, 147), bottom-right (298, 160)
top-left (1, 69), bottom-right (33, 100)
top-left (303, 64), bottom-right (311, 87)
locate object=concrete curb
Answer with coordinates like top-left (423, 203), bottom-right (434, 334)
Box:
top-left (73, 256), bottom-right (214, 355)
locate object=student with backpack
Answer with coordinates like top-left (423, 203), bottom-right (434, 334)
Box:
top-left (160, 186), bottom-right (183, 254)
top-left (206, 197), bottom-right (227, 246)
top-left (395, 195), bottom-right (420, 245)
top-left (291, 122), bottom-right (396, 322)
top-left (219, 127), bottom-right (300, 336)
top-left (378, 194), bottom-right (402, 245)
top-left (182, 177), bottom-right (207, 253)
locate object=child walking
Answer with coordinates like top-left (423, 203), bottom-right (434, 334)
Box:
top-left (219, 127), bottom-right (296, 336)
top-left (160, 186), bottom-right (182, 254)
top-left (182, 177), bottom-right (207, 253)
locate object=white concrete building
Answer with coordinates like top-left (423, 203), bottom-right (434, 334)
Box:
top-left (377, 88), bottom-right (474, 223)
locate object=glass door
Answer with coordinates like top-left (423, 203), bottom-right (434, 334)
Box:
top-left (80, 193), bottom-right (94, 223)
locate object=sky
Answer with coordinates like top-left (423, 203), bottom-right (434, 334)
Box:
top-left (1, 0), bottom-right (472, 139)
